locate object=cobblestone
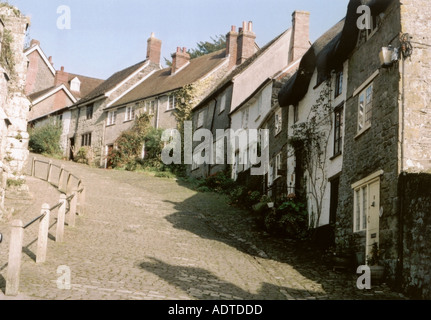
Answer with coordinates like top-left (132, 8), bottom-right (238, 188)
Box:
top-left (0, 154), bottom-right (406, 300)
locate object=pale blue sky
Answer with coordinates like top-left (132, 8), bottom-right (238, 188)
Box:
top-left (9, 0), bottom-right (350, 80)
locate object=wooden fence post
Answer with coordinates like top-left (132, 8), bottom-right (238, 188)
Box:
top-left (36, 204), bottom-right (50, 264)
top-left (66, 173), bottom-right (72, 195)
top-left (47, 160), bottom-right (52, 182)
top-left (69, 189), bottom-right (77, 227)
top-left (30, 157), bottom-right (36, 177)
top-left (5, 220), bottom-right (24, 296)
top-left (77, 181), bottom-right (86, 216)
top-left (56, 195), bottom-right (67, 243)
top-left (58, 165), bottom-right (65, 191)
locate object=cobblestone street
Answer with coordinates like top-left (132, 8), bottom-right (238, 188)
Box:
top-left (0, 155), bottom-right (406, 300)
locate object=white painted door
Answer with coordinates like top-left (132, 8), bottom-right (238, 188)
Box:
top-left (366, 180), bottom-right (380, 258)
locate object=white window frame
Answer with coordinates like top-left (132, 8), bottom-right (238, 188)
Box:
top-left (70, 77), bottom-right (81, 92)
top-left (168, 94), bottom-right (176, 110)
top-left (107, 110), bottom-right (117, 126)
top-left (241, 109), bottom-right (249, 129)
top-left (357, 82), bottom-right (373, 134)
top-left (275, 153), bottom-right (282, 179)
top-left (219, 93), bottom-right (226, 114)
top-left (197, 111), bottom-right (204, 128)
top-left (275, 109), bottom-right (282, 136)
top-left (125, 105), bottom-right (135, 122)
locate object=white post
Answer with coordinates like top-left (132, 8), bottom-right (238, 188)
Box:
top-left (56, 195), bottom-right (67, 243)
top-left (5, 220), bottom-right (24, 296)
top-left (36, 204), bottom-right (50, 264)
top-left (69, 190), bottom-right (77, 228)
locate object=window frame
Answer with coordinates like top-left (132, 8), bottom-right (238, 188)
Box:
top-left (107, 110), bottom-right (117, 126)
top-left (275, 109), bottom-right (282, 136)
top-left (357, 82), bottom-right (373, 135)
top-left (81, 132), bottom-right (92, 147)
top-left (167, 94), bottom-right (177, 110)
top-left (333, 104), bottom-right (344, 157)
top-left (125, 105), bottom-right (135, 122)
top-left (86, 104), bottom-right (94, 120)
top-left (197, 111), bottom-right (204, 128)
top-left (334, 70), bottom-right (343, 98)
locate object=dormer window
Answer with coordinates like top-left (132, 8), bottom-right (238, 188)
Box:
top-left (357, 15), bottom-right (381, 47)
top-left (70, 77), bottom-right (81, 92)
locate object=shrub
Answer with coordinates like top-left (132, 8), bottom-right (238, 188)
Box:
top-left (74, 146), bottom-right (94, 165)
top-left (264, 199), bottom-right (310, 240)
top-left (29, 121), bottom-right (62, 156)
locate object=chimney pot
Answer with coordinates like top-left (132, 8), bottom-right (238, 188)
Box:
top-left (242, 21), bottom-right (247, 31)
top-left (61, 66), bottom-right (64, 71)
top-left (231, 25), bottom-right (236, 32)
top-left (248, 21), bottom-right (253, 32)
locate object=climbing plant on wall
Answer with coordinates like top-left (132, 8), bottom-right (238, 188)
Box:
top-left (289, 79), bottom-right (334, 229)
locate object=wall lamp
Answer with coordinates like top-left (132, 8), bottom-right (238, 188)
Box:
top-left (379, 45), bottom-right (399, 68)
top-left (379, 33), bottom-right (413, 68)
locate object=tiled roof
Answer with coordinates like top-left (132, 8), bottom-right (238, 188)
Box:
top-left (67, 73), bottom-right (104, 100)
top-left (77, 60), bottom-right (149, 105)
top-left (28, 86), bottom-right (57, 102)
top-left (110, 49), bottom-right (228, 108)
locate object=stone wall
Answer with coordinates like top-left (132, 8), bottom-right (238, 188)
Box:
top-left (399, 0), bottom-right (431, 172)
top-left (0, 6), bottom-right (31, 179)
top-left (336, 2), bottom-right (401, 281)
top-left (399, 173), bottom-right (431, 299)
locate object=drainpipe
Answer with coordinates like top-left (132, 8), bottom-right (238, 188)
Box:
top-left (208, 98), bottom-right (218, 177)
top-left (156, 97), bottom-right (160, 129)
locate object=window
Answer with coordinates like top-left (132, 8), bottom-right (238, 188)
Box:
top-left (197, 111), bottom-right (204, 128)
top-left (241, 109), bottom-right (249, 129)
top-left (357, 83), bottom-right (373, 133)
top-left (107, 110), bottom-right (117, 126)
top-left (275, 153), bottom-right (282, 178)
top-left (86, 104), bottom-right (94, 120)
top-left (293, 105), bottom-right (299, 124)
top-left (334, 105), bottom-right (344, 156)
top-left (275, 109), bottom-right (282, 135)
top-left (144, 100), bottom-right (156, 114)
top-left (168, 94), bottom-right (177, 110)
top-left (219, 94), bottom-right (226, 113)
top-left (81, 133), bottom-right (92, 147)
top-left (125, 105), bottom-right (135, 122)
top-left (357, 15), bottom-right (381, 46)
top-left (70, 77), bottom-right (81, 92)
top-left (334, 70), bottom-right (343, 98)
top-left (354, 185), bottom-right (368, 232)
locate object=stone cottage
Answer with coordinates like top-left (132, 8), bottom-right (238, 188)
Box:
top-left (102, 38), bottom-right (235, 168)
top-left (279, 0), bottom-right (431, 299)
top-left (25, 40), bottom-right (104, 157)
top-left (67, 33), bottom-right (163, 166)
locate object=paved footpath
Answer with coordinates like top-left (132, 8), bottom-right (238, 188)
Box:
top-left (0, 154), bottom-right (406, 300)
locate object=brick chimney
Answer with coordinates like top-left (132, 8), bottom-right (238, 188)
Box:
top-left (237, 21), bottom-right (256, 65)
top-left (226, 26), bottom-right (238, 69)
top-left (55, 66), bottom-right (69, 86)
top-left (290, 11), bottom-right (310, 63)
top-left (171, 47), bottom-right (190, 74)
top-left (146, 32), bottom-right (162, 65)
top-left (30, 39), bottom-right (40, 47)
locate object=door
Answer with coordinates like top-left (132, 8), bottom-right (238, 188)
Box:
top-left (366, 180), bottom-right (380, 258)
top-left (69, 138), bottom-right (75, 161)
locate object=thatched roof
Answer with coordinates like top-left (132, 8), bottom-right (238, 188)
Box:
top-left (279, 0), bottom-right (395, 107)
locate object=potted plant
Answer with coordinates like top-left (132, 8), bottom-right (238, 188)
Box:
top-left (367, 242), bottom-right (385, 284)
